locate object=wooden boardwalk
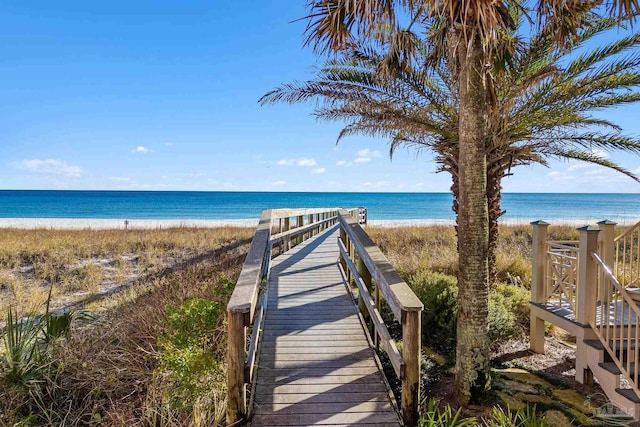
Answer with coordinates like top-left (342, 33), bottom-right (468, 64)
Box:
top-left (251, 225), bottom-right (401, 426)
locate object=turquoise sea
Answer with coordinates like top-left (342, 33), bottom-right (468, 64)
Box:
top-left (1, 190), bottom-right (640, 222)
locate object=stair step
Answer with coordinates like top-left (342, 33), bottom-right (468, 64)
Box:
top-left (599, 362), bottom-right (640, 379)
top-left (600, 362), bottom-right (623, 375)
top-left (616, 388), bottom-right (640, 403)
top-left (585, 339), bottom-right (605, 350)
top-left (584, 339), bottom-right (638, 352)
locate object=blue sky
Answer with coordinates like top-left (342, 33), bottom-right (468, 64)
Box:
top-left (0, 1), bottom-right (639, 193)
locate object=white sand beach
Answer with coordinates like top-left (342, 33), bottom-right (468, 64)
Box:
top-left (0, 217), bottom-right (634, 230)
top-left (0, 218), bottom-right (260, 229)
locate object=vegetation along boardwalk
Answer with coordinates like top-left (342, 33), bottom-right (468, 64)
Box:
top-left (251, 226), bottom-right (400, 426)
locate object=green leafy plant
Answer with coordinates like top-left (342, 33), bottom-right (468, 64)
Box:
top-left (1, 306), bottom-right (48, 385)
top-left (409, 270), bottom-right (458, 357)
top-left (157, 297), bottom-right (226, 416)
top-left (419, 399), bottom-right (477, 427)
top-left (486, 405), bottom-right (549, 427)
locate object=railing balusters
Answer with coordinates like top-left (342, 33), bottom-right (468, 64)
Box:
top-left (337, 209), bottom-right (422, 425)
top-left (593, 252), bottom-right (640, 398)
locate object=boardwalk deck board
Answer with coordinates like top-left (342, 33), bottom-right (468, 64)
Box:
top-left (251, 226), bottom-right (400, 426)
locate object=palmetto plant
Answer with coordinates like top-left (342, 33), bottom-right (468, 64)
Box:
top-left (261, 16), bottom-right (640, 283)
top-left (1, 305), bottom-right (49, 385)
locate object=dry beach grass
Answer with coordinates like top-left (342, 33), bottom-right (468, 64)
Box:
top-left (0, 221), bottom-right (623, 425)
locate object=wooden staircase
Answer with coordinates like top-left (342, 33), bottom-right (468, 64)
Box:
top-left (584, 339), bottom-right (640, 416)
top-left (530, 220), bottom-right (640, 419)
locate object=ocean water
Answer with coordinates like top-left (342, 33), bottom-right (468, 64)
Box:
top-left (1, 190), bottom-right (640, 222)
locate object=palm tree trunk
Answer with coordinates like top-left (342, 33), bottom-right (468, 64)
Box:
top-left (487, 166), bottom-right (505, 284)
top-left (454, 33), bottom-right (491, 405)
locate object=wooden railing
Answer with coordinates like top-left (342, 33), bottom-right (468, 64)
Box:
top-left (226, 207), bottom-right (341, 425)
top-left (337, 209), bottom-right (423, 426)
top-left (593, 252), bottom-right (640, 397)
top-left (544, 240), bottom-right (580, 316)
top-left (615, 220), bottom-right (640, 288)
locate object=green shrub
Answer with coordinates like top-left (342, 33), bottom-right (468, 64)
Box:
top-left (409, 271), bottom-right (531, 356)
top-left (409, 270), bottom-right (458, 357)
top-left (157, 297), bottom-right (226, 415)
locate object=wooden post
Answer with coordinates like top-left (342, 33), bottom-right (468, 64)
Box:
top-left (575, 225), bottom-right (600, 384)
top-left (357, 255), bottom-right (372, 333)
top-left (530, 220), bottom-right (548, 353)
top-left (339, 226), bottom-right (347, 273)
top-left (226, 310), bottom-right (246, 425)
top-left (297, 215), bottom-right (304, 245)
top-left (576, 225), bottom-right (600, 326)
top-left (308, 214), bottom-right (314, 238)
top-left (401, 310), bottom-right (420, 426)
top-left (284, 217), bottom-right (291, 252)
top-left (597, 220), bottom-right (617, 301)
top-left (375, 281), bottom-right (380, 351)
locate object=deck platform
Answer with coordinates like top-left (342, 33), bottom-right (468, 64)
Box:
top-left (251, 226), bottom-right (400, 426)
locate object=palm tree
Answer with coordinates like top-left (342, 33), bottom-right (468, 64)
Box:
top-left (296, 0), bottom-right (639, 407)
top-left (263, 14), bottom-right (640, 281)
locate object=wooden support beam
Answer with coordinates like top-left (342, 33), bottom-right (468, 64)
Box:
top-left (401, 310), bottom-right (420, 426)
top-left (530, 220), bottom-right (548, 354)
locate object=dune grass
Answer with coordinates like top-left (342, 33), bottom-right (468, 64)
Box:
top-left (0, 227), bottom-right (254, 316)
top-left (367, 224), bottom-right (581, 287)
top-left (0, 226), bottom-right (252, 426)
top-left (0, 222), bottom-right (598, 425)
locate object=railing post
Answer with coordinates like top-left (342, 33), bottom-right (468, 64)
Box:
top-left (597, 220), bottom-right (617, 298)
top-left (284, 217), bottom-right (291, 252)
top-left (339, 223), bottom-right (347, 273)
top-left (357, 255), bottom-right (373, 336)
top-left (401, 309), bottom-right (420, 426)
top-left (226, 310), bottom-right (246, 425)
top-left (297, 215), bottom-right (303, 245)
top-left (575, 225), bottom-right (600, 384)
top-left (530, 220), bottom-right (549, 353)
top-left (576, 225), bottom-right (600, 326)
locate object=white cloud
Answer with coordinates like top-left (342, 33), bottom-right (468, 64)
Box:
top-left (273, 158), bottom-right (317, 167)
top-left (297, 158), bottom-right (317, 167)
top-left (357, 148), bottom-right (381, 158)
top-left (165, 142), bottom-right (174, 146)
top-left (132, 145), bottom-right (154, 153)
top-left (584, 169), bottom-right (607, 176)
top-left (591, 148), bottom-right (609, 159)
top-left (311, 168), bottom-right (326, 174)
top-left (14, 159), bottom-right (83, 177)
top-left (272, 180), bottom-right (287, 186)
top-left (336, 160), bottom-right (353, 167)
top-left (108, 176), bottom-right (131, 182)
top-left (548, 170), bottom-right (574, 181)
top-left (354, 157), bottom-right (372, 163)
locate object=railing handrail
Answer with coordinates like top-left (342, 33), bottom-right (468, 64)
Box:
top-left (227, 209), bottom-right (273, 316)
top-left (614, 219), bottom-right (640, 242)
top-left (271, 214), bottom-right (337, 244)
top-left (547, 242), bottom-right (580, 252)
top-left (593, 253), bottom-right (637, 313)
top-left (547, 239), bottom-right (579, 246)
top-left (592, 252), bottom-right (640, 398)
top-left (337, 209), bottom-right (423, 316)
top-left (336, 208), bottom-right (422, 425)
